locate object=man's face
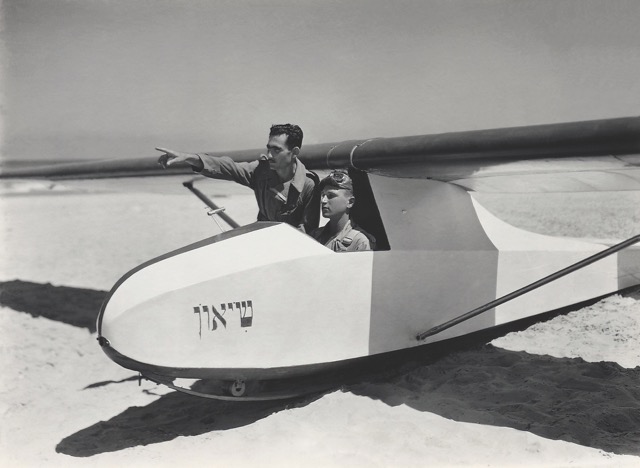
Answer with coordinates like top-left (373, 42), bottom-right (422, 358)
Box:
top-left (320, 187), bottom-right (353, 219)
top-left (266, 133), bottom-right (296, 172)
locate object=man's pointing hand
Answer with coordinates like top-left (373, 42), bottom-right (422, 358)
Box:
top-left (156, 147), bottom-right (202, 170)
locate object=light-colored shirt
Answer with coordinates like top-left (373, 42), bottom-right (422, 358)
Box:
top-left (311, 220), bottom-right (375, 252)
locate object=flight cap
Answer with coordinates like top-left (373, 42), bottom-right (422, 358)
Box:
top-left (319, 170), bottom-right (353, 192)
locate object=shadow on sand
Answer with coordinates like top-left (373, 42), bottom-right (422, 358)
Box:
top-left (56, 344), bottom-right (640, 457)
top-left (349, 344), bottom-right (640, 456)
top-left (56, 390), bottom-right (325, 457)
top-left (0, 280), bottom-right (105, 332)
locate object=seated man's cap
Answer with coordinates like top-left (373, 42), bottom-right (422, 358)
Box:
top-left (319, 170), bottom-right (353, 192)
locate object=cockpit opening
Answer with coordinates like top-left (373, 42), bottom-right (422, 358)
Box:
top-left (348, 168), bottom-right (390, 251)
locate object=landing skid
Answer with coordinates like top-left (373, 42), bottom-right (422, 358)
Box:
top-left (142, 372), bottom-right (339, 401)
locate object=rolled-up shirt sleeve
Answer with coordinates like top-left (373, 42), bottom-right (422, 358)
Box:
top-left (195, 154), bottom-right (259, 189)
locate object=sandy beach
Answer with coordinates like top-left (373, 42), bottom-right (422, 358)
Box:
top-left (5, 0), bottom-right (640, 465)
top-left (1, 182), bottom-right (639, 467)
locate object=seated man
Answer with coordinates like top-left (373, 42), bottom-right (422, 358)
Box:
top-left (310, 170), bottom-right (375, 252)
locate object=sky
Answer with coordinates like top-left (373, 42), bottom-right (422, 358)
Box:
top-left (2, 0), bottom-right (640, 160)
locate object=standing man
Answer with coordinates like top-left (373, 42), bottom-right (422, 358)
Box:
top-left (157, 124), bottom-right (319, 233)
top-left (311, 170), bottom-right (375, 252)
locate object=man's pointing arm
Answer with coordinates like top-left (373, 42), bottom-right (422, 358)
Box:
top-left (156, 147), bottom-right (204, 172)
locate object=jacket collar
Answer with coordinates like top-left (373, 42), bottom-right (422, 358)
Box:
top-left (259, 157), bottom-right (308, 192)
top-left (290, 158), bottom-right (307, 193)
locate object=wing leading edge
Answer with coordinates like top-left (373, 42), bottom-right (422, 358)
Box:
top-left (1, 116), bottom-right (638, 193)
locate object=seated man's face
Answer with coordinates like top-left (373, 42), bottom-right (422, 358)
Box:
top-left (320, 187), bottom-right (353, 219)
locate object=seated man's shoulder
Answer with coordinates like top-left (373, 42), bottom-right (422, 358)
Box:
top-left (346, 224), bottom-right (376, 251)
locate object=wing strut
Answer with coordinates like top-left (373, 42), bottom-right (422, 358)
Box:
top-left (182, 180), bottom-right (240, 229)
top-left (416, 234), bottom-right (640, 341)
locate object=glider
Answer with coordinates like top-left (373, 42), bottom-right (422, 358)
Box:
top-left (3, 116), bottom-right (639, 400)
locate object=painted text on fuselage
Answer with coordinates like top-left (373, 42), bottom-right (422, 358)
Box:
top-left (192, 300), bottom-right (254, 338)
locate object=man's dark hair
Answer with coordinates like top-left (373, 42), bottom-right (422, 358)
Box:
top-left (269, 124), bottom-right (303, 150)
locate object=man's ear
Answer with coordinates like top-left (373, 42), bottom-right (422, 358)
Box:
top-left (347, 196), bottom-right (355, 209)
top-left (291, 146), bottom-right (300, 157)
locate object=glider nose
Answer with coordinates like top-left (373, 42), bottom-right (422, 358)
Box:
top-left (95, 222), bottom-right (374, 373)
